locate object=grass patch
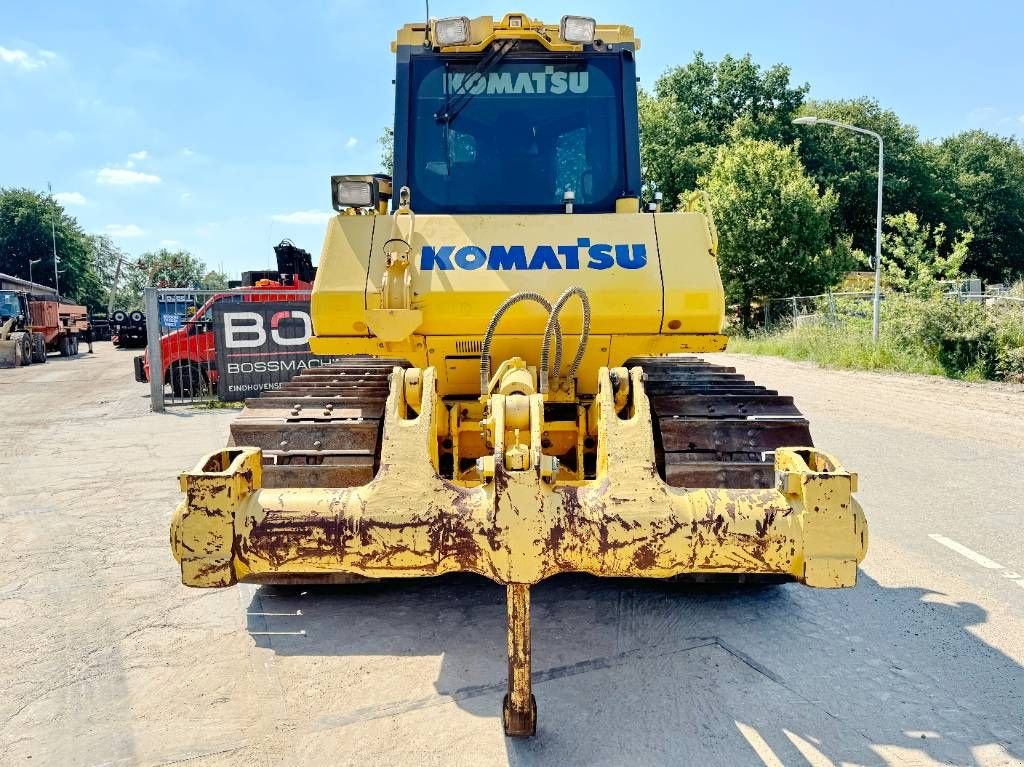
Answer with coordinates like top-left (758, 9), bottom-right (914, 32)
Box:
top-left (730, 323), bottom-right (946, 377)
top-left (193, 399), bottom-right (245, 410)
top-left (731, 292), bottom-right (1024, 383)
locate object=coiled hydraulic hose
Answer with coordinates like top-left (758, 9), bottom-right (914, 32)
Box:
top-left (540, 287), bottom-right (591, 394)
top-left (480, 292), bottom-right (562, 395)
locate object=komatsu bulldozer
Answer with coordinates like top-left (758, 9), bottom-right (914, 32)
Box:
top-left (171, 13), bottom-right (867, 736)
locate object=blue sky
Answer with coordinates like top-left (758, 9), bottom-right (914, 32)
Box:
top-left (2, 0), bottom-right (1022, 278)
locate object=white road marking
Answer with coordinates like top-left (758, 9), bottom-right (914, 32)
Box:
top-left (928, 534), bottom-right (1005, 569)
top-left (735, 721), bottom-right (785, 767)
top-left (249, 630), bottom-right (307, 636)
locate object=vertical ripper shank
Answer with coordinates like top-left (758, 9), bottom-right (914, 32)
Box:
top-left (504, 584), bottom-right (536, 736)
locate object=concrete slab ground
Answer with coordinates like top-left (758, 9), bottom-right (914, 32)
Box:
top-left (1, 344), bottom-right (1021, 766)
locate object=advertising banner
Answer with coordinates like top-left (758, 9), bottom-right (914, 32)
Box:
top-left (212, 299), bottom-right (339, 401)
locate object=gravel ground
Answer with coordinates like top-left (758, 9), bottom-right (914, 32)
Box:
top-left (0, 344), bottom-right (1021, 766)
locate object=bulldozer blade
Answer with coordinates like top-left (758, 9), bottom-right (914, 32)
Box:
top-left (0, 340), bottom-right (18, 369)
top-left (172, 365), bottom-right (867, 736)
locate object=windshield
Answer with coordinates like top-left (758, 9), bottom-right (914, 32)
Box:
top-left (0, 291), bottom-right (21, 319)
top-left (408, 55), bottom-right (627, 214)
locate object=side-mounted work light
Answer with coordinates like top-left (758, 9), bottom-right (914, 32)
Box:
top-left (331, 174), bottom-right (393, 212)
top-left (560, 15), bottom-right (596, 44)
top-left (434, 16), bottom-right (471, 46)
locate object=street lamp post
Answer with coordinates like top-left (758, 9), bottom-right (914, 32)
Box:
top-left (28, 258), bottom-right (42, 286)
top-left (47, 182), bottom-right (60, 296)
top-left (793, 116), bottom-right (884, 343)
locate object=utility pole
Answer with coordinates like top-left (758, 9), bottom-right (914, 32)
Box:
top-left (107, 253), bottom-right (125, 316)
top-left (47, 183), bottom-right (60, 296)
top-left (793, 117), bottom-right (885, 343)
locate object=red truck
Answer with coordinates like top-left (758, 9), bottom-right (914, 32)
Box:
top-left (133, 241), bottom-right (315, 396)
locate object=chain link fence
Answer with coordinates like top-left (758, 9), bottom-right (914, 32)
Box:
top-left (142, 286), bottom-right (315, 411)
top-left (762, 291), bottom-right (877, 332)
top-left (762, 287), bottom-right (1024, 334)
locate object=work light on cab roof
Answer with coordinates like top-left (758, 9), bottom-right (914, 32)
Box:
top-left (560, 15), bottom-right (596, 44)
top-left (172, 10), bottom-right (869, 740)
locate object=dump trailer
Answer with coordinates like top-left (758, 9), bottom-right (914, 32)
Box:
top-left (0, 289), bottom-right (88, 367)
top-left (172, 13), bottom-right (868, 736)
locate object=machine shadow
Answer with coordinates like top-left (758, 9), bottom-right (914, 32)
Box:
top-left (246, 571), bottom-right (1022, 766)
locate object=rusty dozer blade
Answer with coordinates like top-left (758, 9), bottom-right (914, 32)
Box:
top-left (172, 366), bottom-right (867, 736)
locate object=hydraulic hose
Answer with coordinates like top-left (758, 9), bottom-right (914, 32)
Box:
top-left (540, 287), bottom-right (591, 394)
top-left (480, 292), bottom-right (562, 395)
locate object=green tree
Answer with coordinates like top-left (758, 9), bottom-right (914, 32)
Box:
top-left (122, 249), bottom-right (223, 307)
top-left (0, 187), bottom-right (106, 309)
top-left (794, 99), bottom-right (948, 255)
top-left (700, 139), bottom-right (850, 326)
top-left (201, 270), bottom-right (229, 290)
top-left (928, 130), bottom-right (1024, 282)
top-left (85, 234), bottom-right (133, 312)
top-left (640, 52), bottom-right (808, 209)
top-left (380, 126), bottom-right (394, 176)
top-left (881, 212), bottom-right (971, 294)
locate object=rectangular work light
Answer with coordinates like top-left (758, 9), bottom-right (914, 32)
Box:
top-left (560, 15), bottom-right (596, 44)
top-left (331, 175), bottom-right (392, 211)
top-left (435, 16), bottom-right (471, 46)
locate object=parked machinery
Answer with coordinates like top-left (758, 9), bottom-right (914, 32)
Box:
top-left (171, 13), bottom-right (868, 736)
top-left (111, 310), bottom-right (147, 349)
top-left (0, 289), bottom-right (88, 367)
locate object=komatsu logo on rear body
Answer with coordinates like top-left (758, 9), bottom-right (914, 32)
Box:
top-left (420, 240), bottom-right (647, 271)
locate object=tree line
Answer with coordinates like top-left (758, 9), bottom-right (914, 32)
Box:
top-left (639, 53), bottom-right (1024, 325)
top-left (0, 187), bottom-right (227, 313)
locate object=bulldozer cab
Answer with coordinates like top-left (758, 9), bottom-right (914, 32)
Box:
top-left (392, 14), bottom-right (642, 214)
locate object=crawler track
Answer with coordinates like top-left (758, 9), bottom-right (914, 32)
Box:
top-left (231, 358), bottom-right (407, 488)
top-left (627, 356), bottom-right (812, 489)
top-left (233, 356), bottom-right (810, 491)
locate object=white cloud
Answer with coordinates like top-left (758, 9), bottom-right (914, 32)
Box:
top-left (53, 191), bottom-right (87, 206)
top-left (128, 150), bottom-right (149, 161)
top-left (159, 239), bottom-right (180, 248)
top-left (181, 192), bottom-right (191, 200)
top-left (96, 167), bottom-right (161, 185)
top-left (105, 224), bottom-right (145, 237)
top-left (345, 136), bottom-right (358, 150)
top-left (0, 46), bottom-right (56, 71)
top-left (180, 147), bottom-right (195, 157)
top-left (270, 210), bottom-right (333, 225)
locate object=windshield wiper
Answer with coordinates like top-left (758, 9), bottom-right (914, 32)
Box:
top-left (435, 39), bottom-right (517, 126)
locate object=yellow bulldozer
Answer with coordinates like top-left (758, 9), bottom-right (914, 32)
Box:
top-left (171, 13), bottom-right (867, 736)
